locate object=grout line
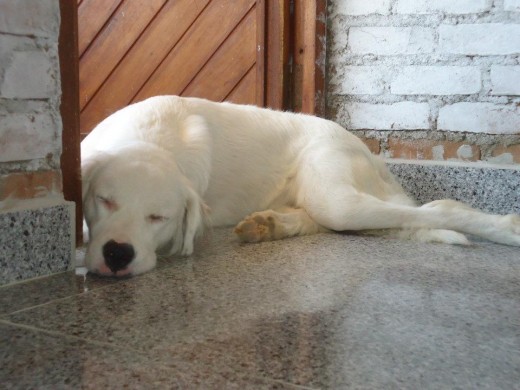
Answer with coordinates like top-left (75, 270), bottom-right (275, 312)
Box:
top-left (0, 318), bottom-right (319, 388)
top-left (0, 269), bottom-right (72, 289)
top-left (270, 379), bottom-right (320, 390)
top-left (0, 277), bottom-right (127, 317)
top-left (0, 318), bottom-right (145, 353)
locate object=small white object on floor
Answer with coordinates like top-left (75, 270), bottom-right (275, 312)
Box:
top-left (75, 266), bottom-right (89, 292)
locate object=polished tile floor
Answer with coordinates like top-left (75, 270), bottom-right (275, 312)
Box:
top-left (1, 228), bottom-right (519, 389)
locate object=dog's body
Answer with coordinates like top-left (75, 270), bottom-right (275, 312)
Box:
top-left (81, 96), bottom-right (520, 276)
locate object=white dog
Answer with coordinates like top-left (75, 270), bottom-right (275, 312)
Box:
top-left (81, 96), bottom-right (520, 276)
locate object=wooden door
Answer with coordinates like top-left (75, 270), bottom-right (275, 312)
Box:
top-left (78, 0), bottom-right (271, 137)
top-left (66, 0), bottom-right (324, 242)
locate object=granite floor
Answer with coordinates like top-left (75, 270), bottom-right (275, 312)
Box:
top-left (1, 228), bottom-right (519, 389)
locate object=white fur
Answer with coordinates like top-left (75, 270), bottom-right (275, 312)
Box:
top-left (81, 96), bottom-right (520, 276)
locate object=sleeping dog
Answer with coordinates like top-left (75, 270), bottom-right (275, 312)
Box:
top-left (81, 96), bottom-right (520, 276)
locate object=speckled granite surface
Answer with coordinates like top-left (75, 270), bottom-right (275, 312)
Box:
top-left (388, 160), bottom-right (520, 214)
top-left (0, 200), bottom-right (75, 285)
top-left (1, 228), bottom-right (519, 389)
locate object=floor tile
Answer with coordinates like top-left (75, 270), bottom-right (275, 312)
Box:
top-left (0, 269), bottom-right (120, 316)
top-left (0, 323), bottom-right (303, 389)
top-left (3, 229), bottom-right (520, 388)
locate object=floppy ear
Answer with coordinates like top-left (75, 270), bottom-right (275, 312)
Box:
top-left (180, 184), bottom-right (207, 256)
top-left (81, 152), bottom-right (111, 202)
top-left (172, 186), bottom-right (207, 256)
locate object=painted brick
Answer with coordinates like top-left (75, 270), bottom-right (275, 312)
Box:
top-left (490, 66), bottom-right (520, 95)
top-left (332, 66), bottom-right (386, 95)
top-left (504, 0), bottom-right (520, 11)
top-left (0, 51), bottom-right (55, 99)
top-left (0, 0), bottom-right (59, 38)
top-left (360, 138), bottom-right (382, 154)
top-left (439, 24), bottom-right (520, 55)
top-left (0, 170), bottom-right (62, 200)
top-left (0, 113), bottom-right (57, 162)
top-left (396, 0), bottom-right (492, 14)
top-left (438, 103), bottom-right (520, 134)
top-left (347, 102), bottom-right (430, 130)
top-left (348, 27), bottom-right (435, 55)
top-left (388, 138), bottom-right (481, 161)
top-left (332, 0), bottom-right (391, 16)
top-left (488, 144), bottom-right (520, 164)
top-left (0, 35), bottom-right (34, 71)
top-left (391, 66), bottom-right (481, 95)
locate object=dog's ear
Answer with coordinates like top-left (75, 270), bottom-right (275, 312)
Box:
top-left (179, 183), bottom-right (207, 256)
top-left (81, 152), bottom-right (111, 202)
top-left (175, 115), bottom-right (212, 194)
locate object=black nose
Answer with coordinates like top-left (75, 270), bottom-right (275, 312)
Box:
top-left (102, 240), bottom-right (135, 273)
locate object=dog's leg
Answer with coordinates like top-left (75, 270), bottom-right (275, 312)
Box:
top-left (419, 199), bottom-right (520, 246)
top-left (234, 207), bottom-right (327, 243)
top-left (303, 188), bottom-right (520, 246)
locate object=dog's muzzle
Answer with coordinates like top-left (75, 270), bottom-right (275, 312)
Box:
top-left (102, 240), bottom-right (135, 273)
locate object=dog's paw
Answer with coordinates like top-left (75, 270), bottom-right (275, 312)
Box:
top-left (234, 213), bottom-right (277, 243)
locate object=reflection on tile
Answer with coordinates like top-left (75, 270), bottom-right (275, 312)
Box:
top-left (2, 228), bottom-right (520, 388)
top-left (0, 270), bottom-right (121, 316)
top-left (0, 248), bottom-right (185, 317)
top-left (0, 323), bottom-right (300, 389)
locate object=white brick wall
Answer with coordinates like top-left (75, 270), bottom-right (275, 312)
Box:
top-left (391, 66), bottom-right (481, 95)
top-left (332, 0), bottom-right (391, 16)
top-left (0, 0), bottom-right (62, 170)
top-left (396, 0), bottom-right (492, 15)
top-left (440, 24), bottom-right (520, 55)
top-left (348, 102), bottom-right (430, 130)
top-left (439, 103), bottom-right (520, 134)
top-left (0, 0), bottom-right (59, 38)
top-left (328, 0), bottom-right (520, 160)
top-left (490, 66), bottom-right (520, 95)
top-left (348, 27), bottom-right (435, 55)
top-left (504, 0), bottom-right (520, 12)
top-left (1, 51), bottom-right (55, 99)
top-left (0, 113), bottom-right (57, 162)
top-left (331, 66), bottom-right (385, 95)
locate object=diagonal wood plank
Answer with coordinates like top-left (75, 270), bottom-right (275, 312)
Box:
top-left (80, 0), bottom-right (210, 134)
top-left (182, 6), bottom-right (257, 101)
top-left (133, 0), bottom-right (256, 102)
top-left (226, 65), bottom-right (257, 105)
top-left (79, 0), bottom-right (166, 110)
top-left (78, 0), bottom-right (122, 56)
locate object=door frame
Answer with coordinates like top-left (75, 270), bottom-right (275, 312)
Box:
top-left (59, 0), bottom-right (327, 244)
top-left (59, 0), bottom-right (81, 242)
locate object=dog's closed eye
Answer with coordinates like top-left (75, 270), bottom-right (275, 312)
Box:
top-left (96, 195), bottom-right (118, 211)
top-left (147, 214), bottom-right (169, 223)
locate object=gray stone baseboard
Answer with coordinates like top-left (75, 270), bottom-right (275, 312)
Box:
top-left (387, 159), bottom-right (520, 215)
top-left (0, 198), bottom-right (75, 286)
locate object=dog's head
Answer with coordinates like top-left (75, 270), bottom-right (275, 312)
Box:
top-left (81, 145), bottom-right (205, 276)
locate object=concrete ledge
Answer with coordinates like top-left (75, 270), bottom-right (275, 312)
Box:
top-left (0, 198), bottom-right (75, 286)
top-left (387, 159), bottom-right (520, 215)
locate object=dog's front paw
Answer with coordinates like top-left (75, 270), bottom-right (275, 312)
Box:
top-left (234, 213), bottom-right (276, 243)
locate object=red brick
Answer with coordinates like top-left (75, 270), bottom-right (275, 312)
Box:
top-left (387, 138), bottom-right (480, 161)
top-left (490, 144), bottom-right (520, 164)
top-left (0, 170), bottom-right (62, 201)
top-left (360, 138), bottom-right (381, 154)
